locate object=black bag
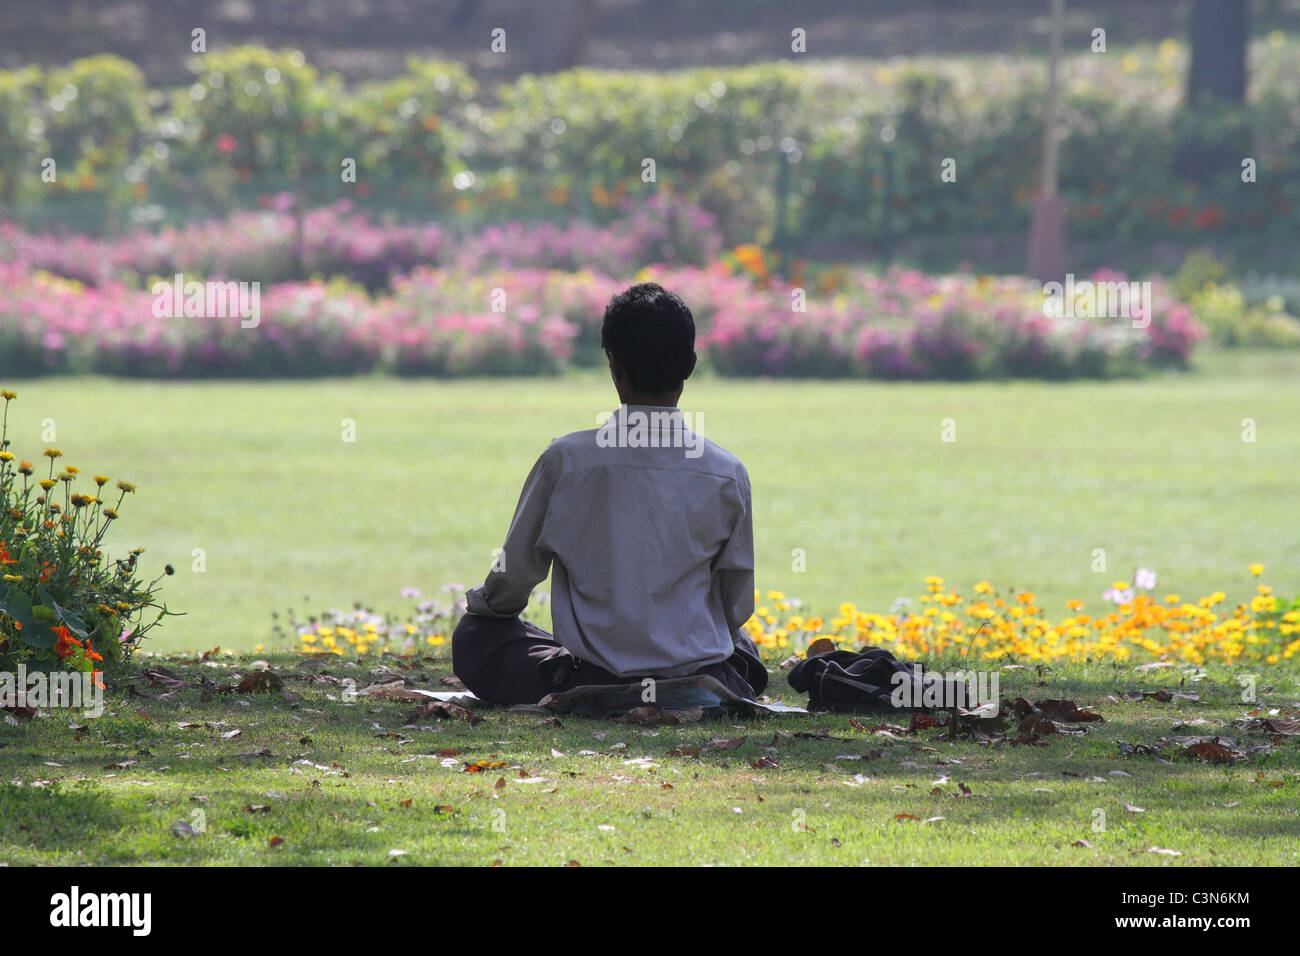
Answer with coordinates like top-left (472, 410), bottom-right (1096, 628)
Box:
top-left (787, 648), bottom-right (970, 714)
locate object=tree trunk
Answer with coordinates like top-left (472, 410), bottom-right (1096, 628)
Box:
top-left (1186, 0), bottom-right (1248, 104)
top-left (1176, 0), bottom-right (1250, 185)
top-left (531, 0), bottom-right (597, 73)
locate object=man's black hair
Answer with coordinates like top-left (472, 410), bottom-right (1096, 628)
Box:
top-left (600, 282), bottom-right (695, 395)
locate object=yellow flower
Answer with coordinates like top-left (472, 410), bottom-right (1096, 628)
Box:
top-left (1249, 563), bottom-right (1264, 576)
top-left (117, 480), bottom-right (137, 493)
top-left (1, 390), bottom-right (16, 400)
top-left (43, 448), bottom-right (63, 459)
top-left (0, 451), bottom-right (13, 462)
top-left (94, 475), bottom-right (109, 486)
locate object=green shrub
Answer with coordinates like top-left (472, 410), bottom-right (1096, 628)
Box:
top-left (42, 55), bottom-right (150, 202)
top-left (340, 58), bottom-right (475, 201)
top-left (2, 47), bottom-right (1298, 245)
top-left (0, 390), bottom-right (176, 680)
top-left (167, 47), bottom-right (346, 201)
top-left (0, 66), bottom-right (45, 206)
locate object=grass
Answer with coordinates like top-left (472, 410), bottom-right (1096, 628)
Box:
top-left (2, 653), bottom-right (1296, 866)
top-left (4, 349), bottom-right (1298, 655)
top-left (3, 352), bottom-right (1299, 866)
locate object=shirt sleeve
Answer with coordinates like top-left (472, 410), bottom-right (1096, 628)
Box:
top-left (713, 468), bottom-right (756, 634)
top-left (464, 448), bottom-right (557, 618)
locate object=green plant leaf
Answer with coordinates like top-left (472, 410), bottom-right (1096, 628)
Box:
top-left (0, 586), bottom-right (56, 648)
top-left (36, 582), bottom-right (88, 638)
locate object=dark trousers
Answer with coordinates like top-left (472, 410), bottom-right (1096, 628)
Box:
top-left (452, 612), bottom-right (769, 706)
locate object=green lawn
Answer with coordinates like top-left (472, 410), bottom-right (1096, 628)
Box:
top-left (1, 653), bottom-right (1296, 866)
top-left (5, 350), bottom-right (1297, 654)
top-left (4, 352), bottom-right (1299, 867)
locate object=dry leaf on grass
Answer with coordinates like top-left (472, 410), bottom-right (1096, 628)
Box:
top-left (1186, 740), bottom-right (1239, 764)
top-left (406, 699), bottom-right (481, 727)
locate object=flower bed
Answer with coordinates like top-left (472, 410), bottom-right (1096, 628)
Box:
top-left (279, 569), bottom-right (1299, 668)
top-left (0, 256), bottom-right (1202, 379)
top-left (0, 194), bottom-right (718, 290)
top-left (744, 568), bottom-right (1299, 666)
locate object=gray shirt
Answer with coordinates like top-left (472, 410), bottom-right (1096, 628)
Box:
top-left (465, 404), bottom-right (755, 678)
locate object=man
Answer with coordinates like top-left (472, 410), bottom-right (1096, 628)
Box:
top-left (452, 282), bottom-right (767, 705)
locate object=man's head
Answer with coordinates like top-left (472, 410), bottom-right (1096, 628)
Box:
top-left (600, 282), bottom-right (697, 405)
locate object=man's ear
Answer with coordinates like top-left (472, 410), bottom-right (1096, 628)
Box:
top-left (684, 350), bottom-right (698, 379)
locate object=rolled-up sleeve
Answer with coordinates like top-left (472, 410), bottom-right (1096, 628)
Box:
top-left (465, 448), bottom-right (557, 618)
top-left (713, 469), bottom-right (755, 634)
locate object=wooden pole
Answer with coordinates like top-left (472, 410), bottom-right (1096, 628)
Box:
top-left (1027, 0), bottom-right (1067, 284)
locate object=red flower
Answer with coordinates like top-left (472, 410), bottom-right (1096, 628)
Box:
top-left (1194, 204), bottom-right (1223, 229)
top-left (0, 541), bottom-right (15, 565)
top-left (215, 134), bottom-right (238, 154)
top-left (53, 624), bottom-right (82, 659)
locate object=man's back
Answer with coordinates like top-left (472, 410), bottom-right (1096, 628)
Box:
top-left (539, 404), bottom-right (753, 676)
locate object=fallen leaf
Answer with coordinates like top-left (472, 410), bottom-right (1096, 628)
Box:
top-left (908, 714), bottom-right (939, 731)
top-left (1187, 741), bottom-right (1238, 764)
top-left (233, 671), bottom-right (283, 694)
top-left (407, 699), bottom-right (482, 727)
top-left (1034, 699), bottom-right (1105, 723)
top-left (615, 706), bottom-right (680, 727)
